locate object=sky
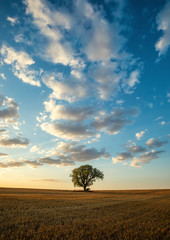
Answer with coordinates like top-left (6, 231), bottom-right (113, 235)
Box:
top-left (0, 0), bottom-right (169, 190)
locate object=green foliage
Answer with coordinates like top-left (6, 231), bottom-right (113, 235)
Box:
top-left (70, 164), bottom-right (104, 191)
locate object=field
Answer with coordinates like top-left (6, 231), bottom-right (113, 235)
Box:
top-left (0, 188), bottom-right (170, 240)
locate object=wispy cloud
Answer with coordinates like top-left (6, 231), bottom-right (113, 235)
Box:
top-left (146, 137), bottom-right (168, 148)
top-left (167, 92), bottom-right (170, 102)
top-left (31, 178), bottom-right (64, 182)
top-left (30, 145), bottom-right (40, 152)
top-left (0, 153), bottom-right (8, 157)
top-left (40, 157), bottom-right (74, 166)
top-left (0, 136), bottom-right (29, 148)
top-left (7, 16), bottom-right (18, 25)
top-left (44, 100), bottom-right (96, 122)
top-left (155, 1), bottom-right (170, 56)
top-left (131, 150), bottom-right (165, 168)
top-left (112, 152), bottom-right (133, 164)
top-left (113, 135), bottom-right (167, 167)
top-left (0, 44), bottom-right (40, 87)
top-left (91, 107), bottom-right (139, 135)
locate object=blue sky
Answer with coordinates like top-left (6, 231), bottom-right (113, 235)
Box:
top-left (0, 0), bottom-right (169, 190)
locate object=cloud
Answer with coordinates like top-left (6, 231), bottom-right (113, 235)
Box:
top-left (136, 129), bottom-right (147, 140)
top-left (155, 1), bottom-right (170, 56)
top-left (131, 150), bottom-right (165, 167)
top-left (40, 157), bottom-right (74, 166)
top-left (84, 16), bottom-right (122, 61)
top-left (0, 73), bottom-right (6, 80)
top-left (25, 0), bottom-right (73, 65)
top-left (0, 161), bottom-right (25, 168)
top-left (0, 93), bottom-right (19, 123)
top-left (127, 70), bottom-right (140, 88)
top-left (7, 16), bottom-right (18, 25)
top-left (30, 145), bottom-right (40, 152)
top-left (42, 73), bottom-right (91, 102)
top-left (91, 62), bottom-right (122, 100)
top-left (41, 107), bottom-right (138, 141)
top-left (23, 0), bottom-right (141, 105)
top-left (41, 122), bottom-right (95, 140)
top-left (160, 121), bottom-right (166, 125)
top-left (0, 129), bottom-right (7, 133)
top-left (0, 44), bottom-right (40, 87)
top-left (167, 92), bottom-right (170, 102)
top-left (91, 107), bottom-right (139, 135)
top-left (116, 99), bottom-right (124, 105)
top-left (113, 135), bottom-right (167, 167)
top-left (146, 137), bottom-right (168, 148)
top-left (0, 160), bottom-right (42, 168)
top-left (0, 153), bottom-right (8, 157)
top-left (44, 100), bottom-right (96, 121)
top-left (148, 103), bottom-right (153, 109)
top-left (127, 145), bottom-right (146, 153)
top-left (0, 136), bottom-right (30, 148)
top-left (47, 142), bottom-right (110, 162)
top-left (112, 152), bottom-right (133, 164)
top-left (24, 160), bottom-right (43, 168)
top-left (55, 141), bottom-right (110, 162)
top-left (31, 178), bottom-right (64, 182)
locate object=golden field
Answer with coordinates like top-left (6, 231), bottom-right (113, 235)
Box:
top-left (0, 188), bottom-right (170, 240)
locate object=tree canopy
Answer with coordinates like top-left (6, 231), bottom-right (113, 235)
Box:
top-left (70, 165), bottom-right (104, 191)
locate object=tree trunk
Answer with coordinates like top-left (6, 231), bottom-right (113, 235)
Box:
top-left (83, 185), bottom-right (86, 191)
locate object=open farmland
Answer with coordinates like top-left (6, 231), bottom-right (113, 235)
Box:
top-left (0, 188), bottom-right (170, 240)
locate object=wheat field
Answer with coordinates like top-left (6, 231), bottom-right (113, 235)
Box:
top-left (0, 188), bottom-right (170, 239)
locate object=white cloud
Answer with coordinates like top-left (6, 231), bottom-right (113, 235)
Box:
top-left (30, 145), bottom-right (40, 152)
top-left (155, 1), bottom-right (170, 56)
top-left (25, 0), bottom-right (73, 65)
top-left (127, 70), bottom-right (140, 88)
top-left (112, 152), bottom-right (133, 164)
top-left (91, 107), bottom-right (139, 135)
top-left (148, 103), bottom-right (153, 109)
top-left (131, 150), bottom-right (165, 167)
top-left (42, 73), bottom-right (91, 102)
top-left (7, 16), bottom-right (18, 25)
top-left (44, 100), bottom-right (96, 122)
top-left (85, 19), bottom-right (121, 61)
top-left (41, 122), bottom-right (95, 140)
top-left (0, 93), bottom-right (19, 124)
top-left (167, 92), bottom-right (170, 102)
top-left (160, 121), bottom-right (166, 125)
top-left (116, 99), bottom-right (124, 105)
top-left (136, 129), bottom-right (147, 140)
top-left (91, 62), bottom-right (122, 99)
top-left (0, 73), bottom-right (6, 80)
top-left (48, 142), bottom-right (110, 162)
top-left (54, 141), bottom-right (110, 162)
top-left (146, 137), bottom-right (168, 148)
top-left (0, 44), bottom-right (40, 87)
top-left (23, 0), bottom-right (141, 102)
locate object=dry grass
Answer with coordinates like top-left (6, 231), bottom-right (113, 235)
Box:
top-left (0, 188), bottom-right (170, 240)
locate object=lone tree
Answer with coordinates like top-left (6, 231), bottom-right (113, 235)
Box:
top-left (70, 164), bottom-right (104, 191)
